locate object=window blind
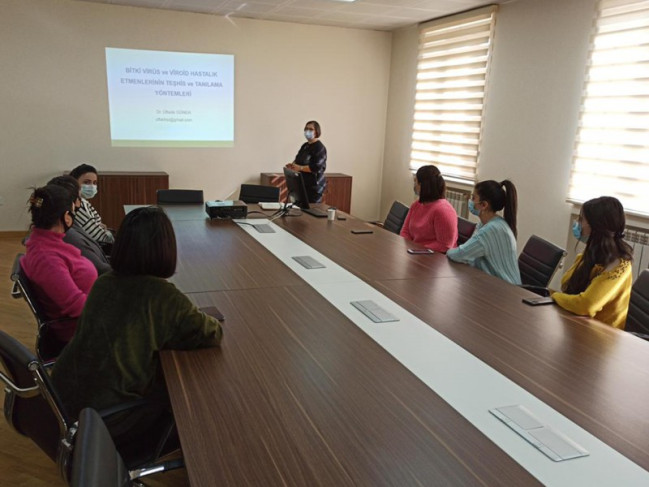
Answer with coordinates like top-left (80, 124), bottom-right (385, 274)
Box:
top-left (568, 0), bottom-right (649, 217)
top-left (410, 5), bottom-right (497, 184)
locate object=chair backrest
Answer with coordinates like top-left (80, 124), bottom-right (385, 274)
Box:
top-left (626, 269), bottom-right (649, 337)
top-left (156, 189), bottom-right (204, 204)
top-left (10, 254), bottom-right (66, 362)
top-left (71, 408), bottom-right (130, 487)
top-left (239, 184), bottom-right (281, 204)
top-left (457, 217), bottom-right (477, 246)
top-left (383, 201), bottom-right (409, 235)
top-left (518, 235), bottom-right (567, 287)
top-left (0, 330), bottom-right (72, 473)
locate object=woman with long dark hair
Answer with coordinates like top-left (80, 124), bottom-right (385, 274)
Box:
top-left (400, 165), bottom-right (457, 252)
top-left (446, 179), bottom-right (521, 285)
top-left (552, 196), bottom-right (633, 328)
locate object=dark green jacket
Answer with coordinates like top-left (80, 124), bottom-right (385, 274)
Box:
top-left (52, 272), bottom-right (222, 418)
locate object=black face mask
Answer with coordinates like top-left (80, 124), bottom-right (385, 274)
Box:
top-left (62, 211), bottom-right (75, 233)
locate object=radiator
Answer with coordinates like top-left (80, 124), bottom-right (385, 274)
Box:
top-left (447, 188), bottom-right (470, 218)
top-left (625, 227), bottom-right (649, 279)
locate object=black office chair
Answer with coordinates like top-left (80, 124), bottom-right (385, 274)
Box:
top-left (10, 253), bottom-right (68, 362)
top-left (518, 235), bottom-right (566, 296)
top-left (156, 189), bottom-right (204, 204)
top-left (71, 408), bottom-right (183, 487)
top-left (0, 328), bottom-right (181, 482)
top-left (626, 269), bottom-right (649, 341)
top-left (0, 329), bottom-right (75, 481)
top-left (457, 217), bottom-right (477, 246)
top-left (239, 184), bottom-right (280, 204)
top-left (377, 201), bottom-right (409, 235)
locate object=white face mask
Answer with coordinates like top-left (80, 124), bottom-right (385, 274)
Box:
top-left (304, 129), bottom-right (315, 141)
top-left (80, 184), bottom-right (97, 199)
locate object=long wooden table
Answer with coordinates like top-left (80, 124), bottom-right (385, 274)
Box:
top-left (159, 205), bottom-right (649, 486)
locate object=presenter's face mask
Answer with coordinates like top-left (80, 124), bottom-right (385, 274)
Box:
top-left (80, 184), bottom-right (98, 199)
top-left (304, 129), bottom-right (315, 141)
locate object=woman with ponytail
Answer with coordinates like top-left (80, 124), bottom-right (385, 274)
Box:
top-left (552, 197), bottom-right (633, 328)
top-left (21, 184), bottom-right (98, 342)
top-left (400, 165), bottom-right (458, 252)
top-left (447, 179), bottom-right (521, 285)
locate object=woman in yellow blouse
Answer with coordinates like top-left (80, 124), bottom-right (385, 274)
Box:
top-left (552, 197), bottom-right (633, 328)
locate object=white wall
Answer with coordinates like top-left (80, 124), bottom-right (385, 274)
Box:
top-left (382, 0), bottom-right (597, 284)
top-left (0, 0), bottom-right (392, 231)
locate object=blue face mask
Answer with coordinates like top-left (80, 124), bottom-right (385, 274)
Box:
top-left (572, 221), bottom-right (587, 242)
top-left (468, 199), bottom-right (481, 216)
top-left (304, 130), bottom-right (315, 141)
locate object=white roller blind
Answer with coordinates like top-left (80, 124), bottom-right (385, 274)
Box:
top-left (568, 0), bottom-right (649, 217)
top-left (410, 6), bottom-right (497, 184)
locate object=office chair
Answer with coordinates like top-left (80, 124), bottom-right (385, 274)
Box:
top-left (239, 184), bottom-right (280, 204)
top-left (626, 269), bottom-right (649, 341)
top-left (10, 253), bottom-right (68, 362)
top-left (0, 329), bottom-right (75, 481)
top-left (0, 328), bottom-right (181, 482)
top-left (457, 217), bottom-right (477, 246)
top-left (377, 201), bottom-right (409, 235)
top-left (518, 235), bottom-right (566, 296)
top-left (156, 189), bottom-right (204, 204)
top-left (71, 408), bottom-right (183, 487)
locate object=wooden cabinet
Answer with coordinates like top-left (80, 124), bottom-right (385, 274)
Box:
top-left (91, 171), bottom-right (169, 230)
top-left (260, 173), bottom-right (352, 213)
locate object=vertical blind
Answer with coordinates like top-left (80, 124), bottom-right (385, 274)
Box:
top-left (568, 0), bottom-right (649, 217)
top-left (410, 6), bottom-right (497, 184)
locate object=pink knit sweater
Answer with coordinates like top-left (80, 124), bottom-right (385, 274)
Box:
top-left (400, 199), bottom-right (458, 253)
top-left (21, 228), bottom-right (98, 341)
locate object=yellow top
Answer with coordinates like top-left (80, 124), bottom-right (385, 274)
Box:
top-left (552, 254), bottom-right (632, 329)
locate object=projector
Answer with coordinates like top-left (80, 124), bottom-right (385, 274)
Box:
top-left (205, 200), bottom-right (248, 219)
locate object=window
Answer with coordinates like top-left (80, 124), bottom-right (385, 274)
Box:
top-left (410, 6), bottom-right (498, 185)
top-left (568, 0), bottom-right (649, 217)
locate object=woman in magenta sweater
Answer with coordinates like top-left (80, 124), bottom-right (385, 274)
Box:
top-left (400, 165), bottom-right (458, 252)
top-left (21, 184), bottom-right (98, 342)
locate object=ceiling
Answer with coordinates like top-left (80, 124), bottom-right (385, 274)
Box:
top-left (75, 0), bottom-right (506, 31)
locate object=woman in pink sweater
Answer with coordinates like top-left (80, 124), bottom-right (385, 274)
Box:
top-left (21, 184), bottom-right (98, 342)
top-left (400, 165), bottom-right (458, 253)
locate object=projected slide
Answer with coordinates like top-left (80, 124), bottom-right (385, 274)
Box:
top-left (105, 48), bottom-right (234, 147)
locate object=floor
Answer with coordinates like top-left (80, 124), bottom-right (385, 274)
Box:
top-left (0, 235), bottom-right (190, 486)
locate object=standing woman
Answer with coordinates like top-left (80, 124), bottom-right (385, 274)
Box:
top-left (447, 180), bottom-right (521, 285)
top-left (21, 184), bottom-right (98, 342)
top-left (285, 120), bottom-right (327, 203)
top-left (69, 163), bottom-right (115, 246)
top-left (400, 165), bottom-right (458, 252)
top-left (552, 197), bottom-right (633, 329)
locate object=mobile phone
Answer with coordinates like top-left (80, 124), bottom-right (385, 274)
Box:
top-left (337, 216), bottom-right (347, 220)
top-left (407, 248), bottom-right (435, 254)
top-left (351, 229), bottom-right (373, 234)
top-left (199, 306), bottom-right (225, 321)
top-left (522, 296), bottom-right (555, 306)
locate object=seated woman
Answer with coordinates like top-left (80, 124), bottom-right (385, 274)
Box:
top-left (447, 180), bottom-right (521, 285)
top-left (69, 163), bottom-right (115, 246)
top-left (21, 184), bottom-right (98, 342)
top-left (48, 175), bottom-right (111, 275)
top-left (551, 197), bottom-right (633, 329)
top-left (51, 206), bottom-right (222, 446)
top-left (400, 165), bottom-right (458, 252)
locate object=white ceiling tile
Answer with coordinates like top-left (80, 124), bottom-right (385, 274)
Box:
top-left (74, 0), bottom-right (507, 31)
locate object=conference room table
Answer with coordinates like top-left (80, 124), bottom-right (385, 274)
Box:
top-left (151, 204), bottom-right (649, 486)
